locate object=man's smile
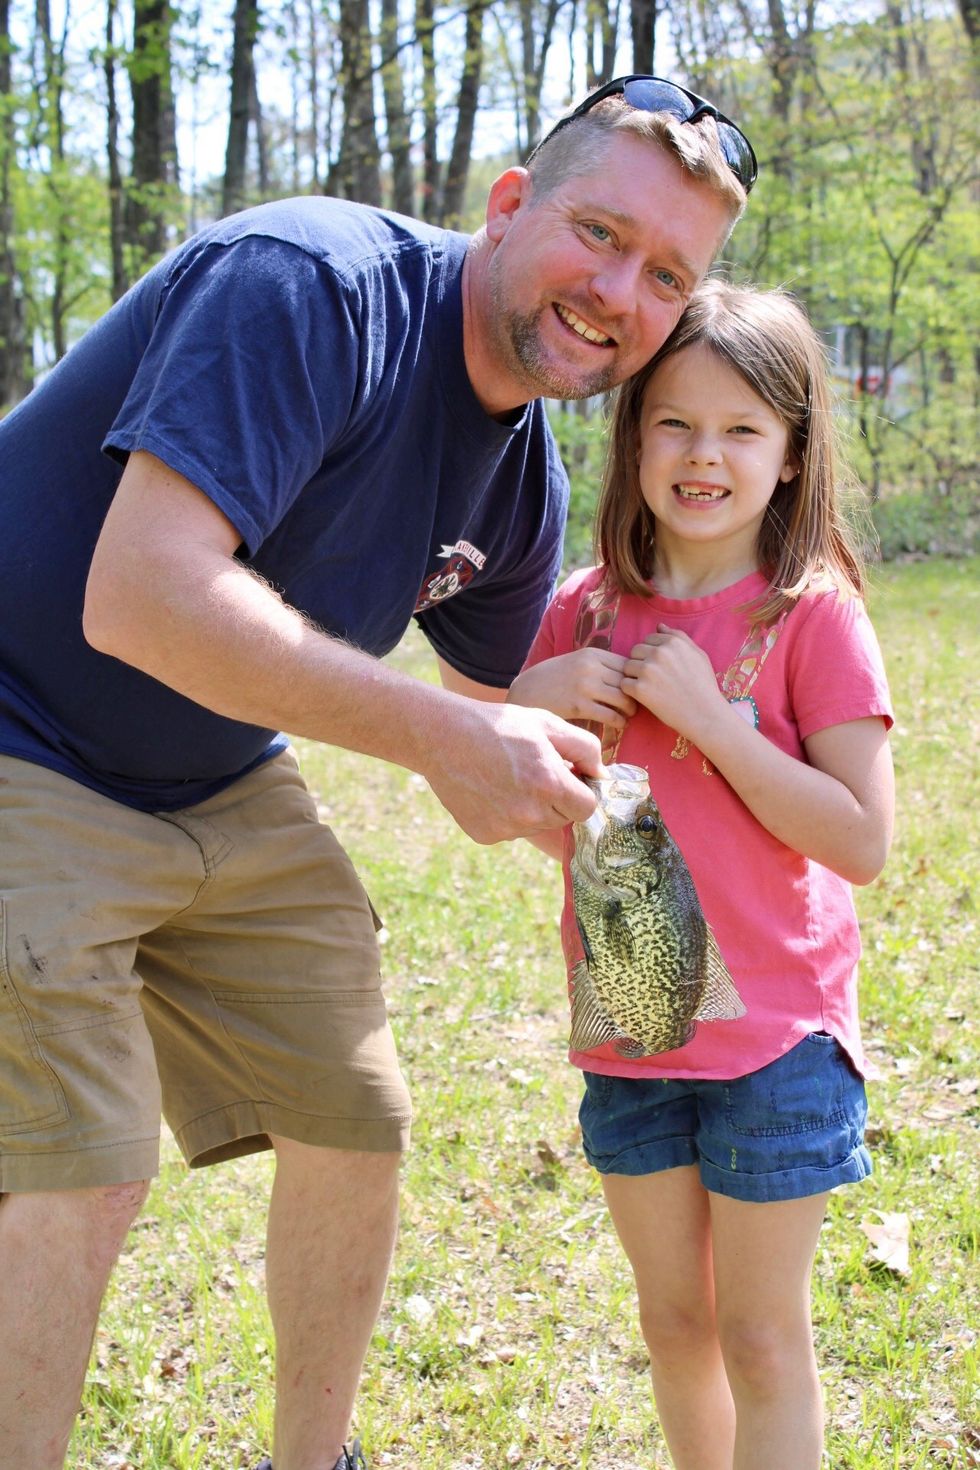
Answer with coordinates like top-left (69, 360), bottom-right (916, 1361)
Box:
top-left (554, 302), bottom-right (616, 348)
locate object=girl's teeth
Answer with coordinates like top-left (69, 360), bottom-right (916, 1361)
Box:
top-left (677, 485), bottom-right (726, 501)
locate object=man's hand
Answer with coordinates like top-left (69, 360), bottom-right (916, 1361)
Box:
top-left (421, 699), bottom-right (601, 845)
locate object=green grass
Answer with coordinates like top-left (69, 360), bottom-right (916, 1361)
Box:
top-left (71, 558), bottom-right (979, 1469)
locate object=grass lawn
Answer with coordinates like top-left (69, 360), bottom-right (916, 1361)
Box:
top-left (72, 557), bottom-right (978, 1469)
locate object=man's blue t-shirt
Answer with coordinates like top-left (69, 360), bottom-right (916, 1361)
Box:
top-left (0, 197), bottom-right (569, 811)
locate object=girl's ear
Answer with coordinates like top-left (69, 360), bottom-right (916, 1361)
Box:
top-left (779, 451), bottom-right (801, 483)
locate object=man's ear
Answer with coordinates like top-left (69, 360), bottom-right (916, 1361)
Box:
top-left (485, 167), bottom-right (532, 243)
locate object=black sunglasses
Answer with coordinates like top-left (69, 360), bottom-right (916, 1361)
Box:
top-left (527, 74), bottom-right (758, 194)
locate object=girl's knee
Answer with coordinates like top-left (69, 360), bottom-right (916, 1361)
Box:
top-left (639, 1296), bottom-right (718, 1363)
top-left (719, 1315), bottom-right (814, 1395)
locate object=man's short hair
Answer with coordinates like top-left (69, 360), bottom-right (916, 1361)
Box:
top-left (526, 96), bottom-right (747, 230)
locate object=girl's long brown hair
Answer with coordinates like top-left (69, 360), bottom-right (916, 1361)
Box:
top-left (595, 280), bottom-right (868, 625)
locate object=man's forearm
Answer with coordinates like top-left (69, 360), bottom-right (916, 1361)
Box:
top-left (82, 451), bottom-right (601, 843)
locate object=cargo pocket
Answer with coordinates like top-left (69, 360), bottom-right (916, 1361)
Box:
top-left (0, 901), bottom-right (70, 1133)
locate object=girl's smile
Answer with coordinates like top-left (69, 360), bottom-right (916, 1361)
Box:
top-left (637, 342), bottom-right (798, 567)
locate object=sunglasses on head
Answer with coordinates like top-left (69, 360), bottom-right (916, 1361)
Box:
top-left (527, 74), bottom-right (758, 194)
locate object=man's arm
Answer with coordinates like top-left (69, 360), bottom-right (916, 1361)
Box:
top-left (83, 451), bottom-right (599, 843)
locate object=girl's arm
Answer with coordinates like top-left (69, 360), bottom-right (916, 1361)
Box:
top-left (507, 648), bottom-right (636, 728)
top-left (624, 627), bottom-right (894, 885)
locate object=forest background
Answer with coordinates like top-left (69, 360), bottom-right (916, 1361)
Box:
top-left (0, 0), bottom-right (976, 560)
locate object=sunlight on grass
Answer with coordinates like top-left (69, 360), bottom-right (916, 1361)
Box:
top-left (71, 559), bottom-right (978, 1469)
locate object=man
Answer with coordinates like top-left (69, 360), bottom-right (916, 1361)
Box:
top-left (0, 77), bottom-right (756, 1470)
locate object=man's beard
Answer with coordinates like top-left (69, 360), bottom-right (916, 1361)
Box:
top-left (490, 275), bottom-right (621, 401)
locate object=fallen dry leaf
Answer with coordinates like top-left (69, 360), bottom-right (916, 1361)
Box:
top-left (860, 1209), bottom-right (912, 1276)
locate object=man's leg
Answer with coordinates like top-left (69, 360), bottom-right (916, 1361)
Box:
top-left (266, 1137), bottom-right (400, 1470)
top-left (0, 1181), bottom-right (149, 1469)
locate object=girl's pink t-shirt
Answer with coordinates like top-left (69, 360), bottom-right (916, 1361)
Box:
top-left (523, 567), bottom-right (894, 1081)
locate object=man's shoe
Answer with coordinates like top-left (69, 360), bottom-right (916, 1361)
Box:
top-left (254, 1442), bottom-right (367, 1470)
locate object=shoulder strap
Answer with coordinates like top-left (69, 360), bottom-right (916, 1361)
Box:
top-left (717, 606), bottom-right (791, 703)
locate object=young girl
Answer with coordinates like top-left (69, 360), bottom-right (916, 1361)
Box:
top-left (508, 281), bottom-right (895, 1470)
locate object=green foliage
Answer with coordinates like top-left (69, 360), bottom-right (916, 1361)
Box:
top-left (68, 562), bottom-right (978, 1468)
top-left (545, 400), bottom-right (608, 571)
top-left (725, 7), bottom-right (978, 504)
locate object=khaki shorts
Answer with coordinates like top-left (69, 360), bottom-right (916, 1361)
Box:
top-left (0, 750), bottom-right (411, 1191)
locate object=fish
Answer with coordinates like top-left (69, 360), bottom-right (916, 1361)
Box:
top-left (569, 762), bottom-right (745, 1058)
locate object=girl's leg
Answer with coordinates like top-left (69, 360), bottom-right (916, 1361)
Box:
top-left (709, 1191), bottom-right (829, 1470)
top-left (601, 1165), bottom-right (736, 1470)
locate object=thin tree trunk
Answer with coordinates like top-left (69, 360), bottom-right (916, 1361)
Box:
top-left (441, 0), bottom-right (485, 227)
top-left (34, 0), bottom-right (68, 360)
top-left (126, 0), bottom-right (178, 263)
top-left (0, 0), bottom-right (28, 403)
top-left (417, 0), bottom-right (440, 219)
top-left (250, 67), bottom-right (268, 196)
top-left (337, 0), bottom-right (381, 204)
top-left (519, 0), bottom-right (564, 152)
top-left (630, 0), bottom-right (655, 72)
top-left (306, 0), bottom-right (322, 190)
top-left (379, 0), bottom-right (414, 215)
top-left (223, 0), bottom-right (260, 216)
top-left (105, 0), bottom-right (127, 299)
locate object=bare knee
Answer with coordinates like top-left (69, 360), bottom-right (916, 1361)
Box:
top-left (639, 1296), bottom-right (718, 1366)
top-left (83, 1178), bottom-right (150, 1230)
top-left (3, 1179), bottom-right (150, 1273)
top-left (719, 1315), bottom-right (812, 1397)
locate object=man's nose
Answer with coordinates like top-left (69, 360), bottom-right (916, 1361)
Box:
top-left (588, 256), bottom-right (643, 316)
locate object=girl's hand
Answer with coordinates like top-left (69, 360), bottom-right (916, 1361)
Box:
top-left (622, 624), bottom-right (727, 741)
top-left (508, 649), bottom-right (637, 730)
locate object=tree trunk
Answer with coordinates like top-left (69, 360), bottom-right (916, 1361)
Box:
top-left (379, 0), bottom-right (414, 216)
top-left (417, 0), bottom-right (440, 219)
top-left (630, 0), bottom-right (655, 73)
top-left (223, 0), bottom-right (260, 216)
top-left (250, 66), bottom-right (268, 196)
top-left (33, 0), bottom-right (68, 360)
top-left (337, 0), bottom-right (381, 205)
top-left (441, 0), bottom-right (485, 228)
top-left (519, 0), bottom-right (564, 153)
top-left (105, 0), bottom-right (127, 299)
top-left (125, 0), bottom-right (178, 264)
top-left (0, 0), bottom-right (28, 404)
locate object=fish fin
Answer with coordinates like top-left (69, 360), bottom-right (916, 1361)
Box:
top-left (569, 961), bottom-right (631, 1054)
top-left (694, 930), bottom-right (747, 1022)
top-left (614, 1021), bottom-right (695, 1060)
top-left (575, 916), bottom-right (594, 970)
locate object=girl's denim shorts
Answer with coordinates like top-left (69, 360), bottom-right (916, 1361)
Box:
top-left (579, 1031), bottom-right (872, 1203)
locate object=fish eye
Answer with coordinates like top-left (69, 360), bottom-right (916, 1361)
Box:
top-left (636, 814), bottom-right (659, 838)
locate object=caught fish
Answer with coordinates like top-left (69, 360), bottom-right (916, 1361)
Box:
top-left (569, 763), bottom-right (745, 1058)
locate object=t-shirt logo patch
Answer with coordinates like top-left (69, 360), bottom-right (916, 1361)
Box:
top-left (414, 539), bottom-right (487, 613)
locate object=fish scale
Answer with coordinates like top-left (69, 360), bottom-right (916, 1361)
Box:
top-left (569, 762), bottom-right (745, 1058)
